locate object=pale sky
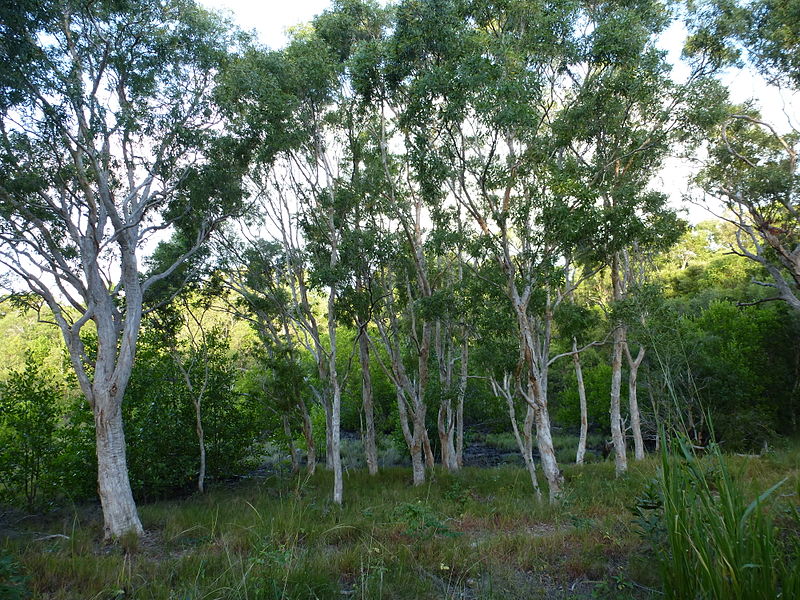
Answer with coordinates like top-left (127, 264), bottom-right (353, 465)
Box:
top-left (199, 0), bottom-right (348, 48)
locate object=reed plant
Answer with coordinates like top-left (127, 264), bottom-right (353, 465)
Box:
top-left (655, 434), bottom-right (799, 600)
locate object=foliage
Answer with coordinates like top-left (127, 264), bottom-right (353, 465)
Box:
top-left (0, 354), bottom-right (61, 508)
top-left (556, 360), bottom-right (617, 432)
top-left (122, 331), bottom-right (266, 500)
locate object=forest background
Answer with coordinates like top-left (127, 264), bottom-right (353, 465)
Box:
top-left (0, 0), bottom-right (799, 598)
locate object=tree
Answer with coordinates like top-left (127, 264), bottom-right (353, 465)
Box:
top-left (216, 238), bottom-right (317, 475)
top-left (687, 0), bottom-right (800, 312)
top-left (0, 0), bottom-right (246, 537)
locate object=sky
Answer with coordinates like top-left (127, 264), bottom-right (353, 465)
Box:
top-left (199, 0), bottom-right (343, 48)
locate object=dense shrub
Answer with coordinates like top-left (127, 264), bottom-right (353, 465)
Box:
top-left (0, 355), bottom-right (61, 508)
top-left (123, 337), bottom-right (267, 500)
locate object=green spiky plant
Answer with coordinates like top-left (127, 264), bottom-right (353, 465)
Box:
top-left (654, 433), bottom-right (799, 600)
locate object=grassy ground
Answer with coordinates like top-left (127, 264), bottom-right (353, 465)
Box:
top-left (2, 445), bottom-right (798, 600)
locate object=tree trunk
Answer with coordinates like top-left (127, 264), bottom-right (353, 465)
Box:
top-left (435, 320), bottom-right (459, 472)
top-left (94, 396), bottom-right (143, 539)
top-left (494, 375), bottom-right (541, 499)
top-left (397, 388), bottom-right (425, 485)
top-left (358, 328), bottom-right (378, 475)
top-left (422, 427), bottom-right (435, 469)
top-left (530, 380), bottom-right (563, 501)
top-left (300, 398), bottom-right (316, 475)
top-left (455, 334), bottom-right (467, 468)
top-left (625, 343), bottom-right (646, 461)
top-left (437, 400), bottom-right (458, 471)
top-left (573, 337), bottom-right (589, 465)
top-left (331, 379), bottom-right (343, 504)
top-left (512, 294), bottom-right (563, 501)
top-left (328, 287), bottom-right (343, 505)
top-left (324, 400), bottom-right (334, 470)
top-left (410, 439), bottom-right (425, 486)
top-left (522, 404), bottom-right (542, 500)
top-left (609, 325), bottom-right (628, 476)
top-left (194, 397), bottom-right (207, 492)
top-left (283, 414), bottom-right (299, 473)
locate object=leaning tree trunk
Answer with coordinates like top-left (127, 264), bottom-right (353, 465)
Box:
top-left (573, 338), bottom-right (589, 465)
top-left (493, 375), bottom-right (541, 499)
top-left (529, 379), bottom-right (563, 501)
top-left (358, 327), bottom-right (379, 475)
top-left (625, 343), bottom-right (646, 461)
top-left (521, 404), bottom-right (542, 500)
top-left (513, 297), bottom-right (563, 501)
top-left (609, 325), bottom-right (628, 476)
top-left (94, 392), bottom-right (143, 538)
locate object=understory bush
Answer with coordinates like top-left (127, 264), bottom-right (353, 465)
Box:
top-left (0, 355), bottom-right (61, 508)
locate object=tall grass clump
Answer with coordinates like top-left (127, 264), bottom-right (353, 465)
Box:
top-left (650, 433), bottom-right (799, 600)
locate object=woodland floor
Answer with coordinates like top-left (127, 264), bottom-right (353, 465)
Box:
top-left (2, 441), bottom-right (799, 600)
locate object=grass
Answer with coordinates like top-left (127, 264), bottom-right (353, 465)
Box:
top-left (1, 443), bottom-right (798, 600)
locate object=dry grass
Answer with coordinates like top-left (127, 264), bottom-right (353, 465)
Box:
top-left (1, 443), bottom-right (798, 600)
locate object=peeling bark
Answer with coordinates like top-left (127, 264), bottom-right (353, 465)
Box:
top-left (610, 325), bottom-right (628, 476)
top-left (625, 343), bottom-right (646, 461)
top-left (358, 325), bottom-right (378, 475)
top-left (573, 338), bottom-right (588, 465)
top-left (94, 396), bottom-right (143, 538)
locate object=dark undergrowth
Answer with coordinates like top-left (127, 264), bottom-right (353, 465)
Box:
top-left (1, 443), bottom-right (798, 600)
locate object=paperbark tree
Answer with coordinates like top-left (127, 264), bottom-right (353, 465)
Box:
top-left (0, 0), bottom-right (245, 538)
top-left (378, 0), bottom-right (706, 495)
top-left (573, 338), bottom-right (589, 465)
top-left (625, 342), bottom-right (647, 461)
top-left (491, 373), bottom-right (542, 499)
top-left (216, 238), bottom-right (317, 474)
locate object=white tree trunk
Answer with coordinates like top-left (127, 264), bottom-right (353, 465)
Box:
top-left (531, 384), bottom-right (563, 501)
top-left (324, 400), bottom-right (334, 470)
top-left (397, 388), bottom-right (425, 485)
top-left (435, 321), bottom-right (459, 472)
top-left (195, 398), bottom-right (207, 491)
top-left (94, 395), bottom-right (143, 538)
top-left (609, 325), bottom-right (628, 476)
top-left (522, 404), bottom-right (542, 500)
top-left (456, 333), bottom-right (468, 468)
top-left (358, 329), bottom-right (379, 475)
top-left (625, 343), bottom-right (646, 461)
top-left (328, 290), bottom-right (343, 505)
top-left (494, 375), bottom-right (541, 499)
top-left (573, 338), bottom-right (589, 465)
